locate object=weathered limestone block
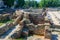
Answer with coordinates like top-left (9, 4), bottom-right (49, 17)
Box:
top-left (12, 13), bottom-right (17, 19)
top-left (22, 28), bottom-right (29, 37)
top-left (44, 23), bottom-right (51, 30)
top-left (42, 12), bottom-right (46, 16)
top-left (44, 23), bottom-right (51, 39)
top-left (2, 14), bottom-right (10, 20)
top-left (10, 19), bottom-right (24, 38)
top-left (45, 16), bottom-right (50, 23)
top-left (11, 31), bottom-right (21, 38)
top-left (34, 24), bottom-right (45, 35)
top-left (19, 18), bottom-right (31, 37)
top-left (45, 29), bottom-right (51, 39)
top-left (29, 14), bottom-right (39, 24)
top-left (26, 23), bottom-right (35, 31)
top-left (0, 24), bottom-right (9, 35)
top-left (13, 13), bottom-right (24, 25)
top-left (15, 10), bottom-right (24, 16)
top-left (24, 13), bottom-right (30, 18)
top-left (0, 14), bottom-right (11, 22)
top-left (26, 24), bottom-right (45, 35)
top-left (7, 23), bottom-right (14, 28)
top-left (11, 24), bottom-right (23, 38)
top-left (23, 18), bottom-right (31, 24)
top-left (0, 13), bottom-right (14, 22)
top-left (29, 14), bottom-right (44, 24)
top-left (19, 16), bottom-right (31, 26)
top-left (19, 21), bottom-right (24, 26)
top-left (0, 23), bottom-right (14, 36)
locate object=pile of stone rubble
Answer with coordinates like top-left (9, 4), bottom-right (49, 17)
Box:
top-left (0, 9), bottom-right (52, 40)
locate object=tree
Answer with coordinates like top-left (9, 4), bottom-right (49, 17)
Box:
top-left (39, 0), bottom-right (59, 7)
top-left (15, 0), bottom-right (25, 8)
top-left (24, 0), bottom-right (39, 8)
top-left (3, 0), bottom-right (15, 7)
top-left (23, 1), bottom-right (29, 8)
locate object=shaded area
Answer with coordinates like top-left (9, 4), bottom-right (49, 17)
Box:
top-left (0, 8), bottom-right (15, 14)
top-left (51, 34), bottom-right (58, 40)
top-left (0, 27), bottom-right (15, 39)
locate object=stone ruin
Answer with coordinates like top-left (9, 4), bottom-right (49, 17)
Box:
top-left (0, 9), bottom-right (16, 22)
top-left (0, 13), bottom-right (14, 23)
top-left (0, 9), bottom-right (51, 40)
top-left (14, 9), bottom-right (51, 40)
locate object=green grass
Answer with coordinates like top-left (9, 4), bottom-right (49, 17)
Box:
top-left (0, 23), bottom-right (4, 26)
top-left (7, 19), bottom-right (14, 23)
top-left (0, 19), bottom-right (14, 26)
top-left (16, 38), bottom-right (23, 40)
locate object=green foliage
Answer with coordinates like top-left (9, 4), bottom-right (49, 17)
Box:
top-left (24, 0), bottom-right (39, 8)
top-left (0, 23), bottom-right (4, 26)
top-left (16, 38), bottom-right (23, 40)
top-left (39, 0), bottom-right (60, 7)
top-left (3, 0), bottom-right (39, 8)
top-left (0, 19), bottom-right (14, 23)
top-left (0, 19), bottom-right (14, 26)
top-left (3, 0), bottom-right (15, 7)
top-left (15, 0), bottom-right (25, 8)
top-left (3, 0), bottom-right (60, 8)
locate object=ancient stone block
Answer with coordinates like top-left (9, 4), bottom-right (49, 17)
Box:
top-left (22, 28), bottom-right (29, 37)
top-left (33, 24), bottom-right (45, 35)
top-left (45, 29), bottom-right (51, 39)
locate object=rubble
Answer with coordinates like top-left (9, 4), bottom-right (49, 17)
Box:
top-left (0, 9), bottom-right (52, 40)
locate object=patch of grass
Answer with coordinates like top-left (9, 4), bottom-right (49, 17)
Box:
top-left (0, 18), bottom-right (14, 23)
top-left (16, 38), bottom-right (23, 40)
top-left (7, 19), bottom-right (14, 23)
top-left (0, 23), bottom-right (4, 26)
top-left (0, 19), bottom-right (14, 26)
